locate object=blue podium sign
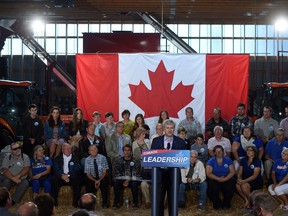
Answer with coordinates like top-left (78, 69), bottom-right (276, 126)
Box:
top-left (141, 150), bottom-right (190, 168)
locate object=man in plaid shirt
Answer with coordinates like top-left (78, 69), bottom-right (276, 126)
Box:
top-left (84, 144), bottom-right (109, 208)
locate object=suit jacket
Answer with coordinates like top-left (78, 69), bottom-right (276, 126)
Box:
top-left (52, 153), bottom-right (82, 179)
top-left (105, 133), bottom-right (131, 159)
top-left (151, 135), bottom-right (186, 150)
top-left (151, 134), bottom-right (186, 180)
top-left (151, 134), bottom-right (186, 216)
top-left (79, 135), bottom-right (106, 158)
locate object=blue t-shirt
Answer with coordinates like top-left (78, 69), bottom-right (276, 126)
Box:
top-left (30, 156), bottom-right (53, 176)
top-left (265, 140), bottom-right (288, 161)
top-left (207, 157), bottom-right (232, 177)
top-left (272, 158), bottom-right (288, 183)
top-left (234, 136), bottom-right (263, 157)
top-left (240, 157), bottom-right (262, 183)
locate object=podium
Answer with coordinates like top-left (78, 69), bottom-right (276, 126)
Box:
top-left (142, 150), bottom-right (190, 216)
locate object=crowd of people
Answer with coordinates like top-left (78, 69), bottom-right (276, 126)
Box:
top-left (1, 102), bottom-right (287, 216)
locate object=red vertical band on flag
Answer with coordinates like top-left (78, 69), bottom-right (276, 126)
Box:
top-left (76, 54), bottom-right (119, 122)
top-left (205, 54), bottom-right (249, 123)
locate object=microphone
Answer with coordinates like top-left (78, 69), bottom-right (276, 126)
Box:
top-left (167, 142), bottom-right (171, 150)
top-left (130, 161), bottom-right (134, 177)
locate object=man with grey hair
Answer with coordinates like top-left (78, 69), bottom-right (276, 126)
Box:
top-left (51, 143), bottom-right (82, 207)
top-left (178, 150), bottom-right (207, 210)
top-left (207, 126), bottom-right (231, 157)
top-left (151, 119), bottom-right (186, 216)
top-left (0, 142), bottom-right (30, 204)
top-left (17, 202), bottom-right (38, 216)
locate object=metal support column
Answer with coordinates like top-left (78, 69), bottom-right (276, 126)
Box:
top-left (137, 12), bottom-right (197, 54)
top-left (0, 19), bottom-right (76, 93)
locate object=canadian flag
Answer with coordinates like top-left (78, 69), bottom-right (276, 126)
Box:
top-left (76, 53), bottom-right (249, 135)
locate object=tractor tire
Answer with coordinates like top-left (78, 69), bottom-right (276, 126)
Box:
top-left (0, 126), bottom-right (15, 150)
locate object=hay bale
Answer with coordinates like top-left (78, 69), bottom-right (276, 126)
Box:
top-left (58, 186), bottom-right (74, 206)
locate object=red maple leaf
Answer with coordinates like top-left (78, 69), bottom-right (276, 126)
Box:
top-left (129, 60), bottom-right (194, 118)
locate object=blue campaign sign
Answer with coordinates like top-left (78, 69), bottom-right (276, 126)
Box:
top-left (141, 150), bottom-right (190, 168)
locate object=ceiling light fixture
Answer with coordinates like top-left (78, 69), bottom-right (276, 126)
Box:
top-left (31, 19), bottom-right (45, 35)
top-left (275, 17), bottom-right (288, 32)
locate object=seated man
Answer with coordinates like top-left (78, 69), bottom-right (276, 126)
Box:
top-left (229, 102), bottom-right (253, 139)
top-left (264, 128), bottom-right (288, 183)
top-left (51, 143), bottom-right (82, 207)
top-left (84, 145), bottom-right (109, 208)
top-left (0, 142), bottom-right (30, 204)
top-left (112, 144), bottom-right (141, 209)
top-left (79, 122), bottom-right (106, 165)
top-left (105, 121), bottom-right (131, 181)
top-left (178, 150), bottom-right (207, 210)
top-left (205, 107), bottom-right (230, 139)
top-left (105, 121), bottom-right (131, 165)
top-left (207, 126), bottom-right (231, 158)
top-left (254, 106), bottom-right (279, 144)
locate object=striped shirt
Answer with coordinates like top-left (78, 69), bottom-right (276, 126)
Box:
top-left (84, 154), bottom-right (109, 178)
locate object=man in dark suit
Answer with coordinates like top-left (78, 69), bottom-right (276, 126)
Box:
top-left (51, 143), bottom-right (82, 207)
top-left (151, 119), bottom-right (186, 216)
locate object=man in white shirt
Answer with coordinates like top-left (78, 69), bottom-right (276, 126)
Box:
top-left (51, 143), bottom-right (82, 207)
top-left (207, 126), bottom-right (231, 157)
top-left (178, 150), bottom-right (207, 210)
